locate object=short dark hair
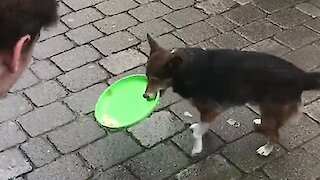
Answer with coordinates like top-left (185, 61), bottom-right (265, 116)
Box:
top-left (0, 0), bottom-right (58, 51)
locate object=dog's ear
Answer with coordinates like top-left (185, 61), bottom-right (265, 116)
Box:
top-left (147, 34), bottom-right (161, 54)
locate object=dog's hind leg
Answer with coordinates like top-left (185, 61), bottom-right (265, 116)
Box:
top-left (190, 101), bottom-right (221, 156)
top-left (256, 100), bottom-right (300, 156)
top-left (190, 122), bottom-right (210, 155)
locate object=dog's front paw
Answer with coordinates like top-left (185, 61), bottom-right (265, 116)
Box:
top-left (256, 144), bottom-right (274, 156)
top-left (190, 123), bottom-right (199, 130)
top-left (191, 145), bottom-right (202, 156)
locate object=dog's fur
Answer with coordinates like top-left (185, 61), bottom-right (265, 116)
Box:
top-left (144, 34), bottom-right (320, 156)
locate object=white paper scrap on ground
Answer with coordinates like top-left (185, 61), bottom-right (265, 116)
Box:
top-left (253, 118), bottom-right (262, 125)
top-left (227, 118), bottom-right (240, 127)
top-left (183, 111), bottom-right (193, 117)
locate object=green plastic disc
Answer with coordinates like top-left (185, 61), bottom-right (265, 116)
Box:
top-left (95, 74), bottom-right (160, 128)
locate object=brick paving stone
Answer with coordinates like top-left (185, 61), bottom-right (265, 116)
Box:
top-left (51, 45), bottom-right (101, 72)
top-left (234, 0), bottom-right (253, 5)
top-left (268, 8), bottom-right (312, 29)
top-left (211, 106), bottom-right (258, 142)
top-left (13, 177), bottom-right (24, 180)
top-left (246, 103), bottom-right (260, 115)
top-left (173, 21), bottom-right (220, 45)
top-left (39, 21), bottom-right (69, 42)
top-left (235, 19), bottom-right (282, 43)
top-left (92, 165), bottom-right (137, 180)
top-left (310, 163), bottom-right (320, 180)
top-left (128, 2), bottom-right (172, 22)
top-left (24, 80), bottom-right (67, 106)
top-left (303, 135), bottom-right (320, 160)
top-left (66, 24), bottom-right (103, 45)
top-left (305, 17), bottom-right (320, 33)
top-left (125, 143), bottom-right (189, 179)
top-left (253, 0), bottom-right (291, 13)
top-left (27, 154), bottom-right (92, 180)
top-left (242, 39), bottom-right (290, 57)
top-left (92, 31), bottom-right (139, 56)
top-left (302, 90), bottom-right (320, 104)
top-left (172, 129), bottom-right (225, 158)
top-left (282, 44), bottom-right (320, 71)
top-left (263, 148), bottom-right (318, 180)
top-left (99, 49), bottom-right (147, 75)
top-left (48, 116), bottom-right (105, 154)
top-left (127, 111), bottom-right (185, 147)
top-left (305, 99), bottom-right (320, 123)
top-left (285, 0), bottom-right (306, 5)
top-left (61, 8), bottom-right (104, 29)
top-left (279, 115), bottom-right (320, 150)
top-left (11, 69), bottom-right (39, 92)
top-left (0, 121), bottom-right (27, 151)
top-left (310, 0), bottom-right (320, 7)
top-left (0, 94), bottom-right (32, 122)
top-left (79, 132), bottom-right (143, 169)
top-left (62, 0), bottom-right (103, 11)
top-left (206, 15), bottom-right (238, 33)
top-left (0, 148), bottom-right (32, 179)
top-left (30, 60), bottom-right (62, 80)
top-left (135, 0), bottom-right (155, 3)
top-left (17, 102), bottom-right (75, 137)
top-left (33, 35), bottom-right (74, 60)
top-left (94, 13), bottom-right (138, 35)
top-left (58, 63), bottom-right (108, 92)
top-left (58, 2), bottom-right (72, 16)
top-left (128, 19), bottom-right (174, 41)
top-left (163, 7), bottom-right (207, 28)
top-left (156, 88), bottom-right (181, 110)
top-left (221, 133), bottom-right (286, 173)
top-left (210, 31), bottom-right (251, 49)
top-left (20, 137), bottom-right (59, 167)
top-left (296, 2), bottom-right (320, 18)
top-left (223, 4), bottom-right (266, 26)
top-left (195, 0), bottom-right (237, 15)
top-left (241, 171), bottom-right (269, 180)
top-left (169, 100), bottom-right (200, 124)
top-left (175, 154), bottom-right (242, 180)
top-left (193, 40), bottom-right (219, 49)
top-left (138, 33), bottom-right (186, 55)
top-left (161, 0), bottom-right (194, 10)
top-left (95, 0), bottom-right (138, 16)
top-left (274, 26), bottom-right (320, 50)
top-left (107, 66), bottom-right (146, 85)
top-left (64, 83), bottom-right (107, 114)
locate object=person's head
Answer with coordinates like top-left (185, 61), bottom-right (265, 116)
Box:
top-left (0, 0), bottom-right (58, 97)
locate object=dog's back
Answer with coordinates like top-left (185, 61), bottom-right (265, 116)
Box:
top-left (172, 48), bottom-right (317, 104)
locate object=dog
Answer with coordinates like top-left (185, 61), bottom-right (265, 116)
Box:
top-left (143, 34), bottom-right (320, 156)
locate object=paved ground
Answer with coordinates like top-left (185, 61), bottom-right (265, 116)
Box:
top-left (1, 0), bottom-right (320, 179)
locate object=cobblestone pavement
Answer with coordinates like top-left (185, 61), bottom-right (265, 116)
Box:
top-left (1, 0), bottom-right (320, 179)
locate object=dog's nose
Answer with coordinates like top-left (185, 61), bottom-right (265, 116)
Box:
top-left (143, 94), bottom-right (150, 99)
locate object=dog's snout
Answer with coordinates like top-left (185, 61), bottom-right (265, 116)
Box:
top-left (143, 93), bottom-right (150, 99)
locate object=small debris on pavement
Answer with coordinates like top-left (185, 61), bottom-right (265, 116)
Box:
top-left (227, 118), bottom-right (240, 127)
top-left (183, 111), bottom-right (193, 117)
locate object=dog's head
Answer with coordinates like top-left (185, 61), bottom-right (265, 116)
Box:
top-left (143, 34), bottom-right (182, 100)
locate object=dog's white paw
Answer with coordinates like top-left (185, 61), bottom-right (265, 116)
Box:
top-left (256, 144), bottom-right (274, 156)
top-left (190, 123), bottom-right (199, 130)
top-left (191, 144), bottom-right (202, 156)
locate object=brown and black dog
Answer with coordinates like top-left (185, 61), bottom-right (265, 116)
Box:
top-left (143, 34), bottom-right (320, 156)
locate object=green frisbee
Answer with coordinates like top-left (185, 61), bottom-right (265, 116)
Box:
top-left (95, 74), bottom-right (160, 128)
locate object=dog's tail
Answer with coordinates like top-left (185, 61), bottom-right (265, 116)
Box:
top-left (303, 72), bottom-right (320, 90)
